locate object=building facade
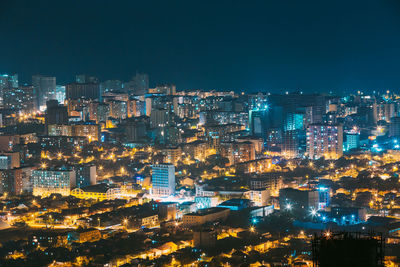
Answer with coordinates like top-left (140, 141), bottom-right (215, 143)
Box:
top-left (151, 164), bottom-right (175, 197)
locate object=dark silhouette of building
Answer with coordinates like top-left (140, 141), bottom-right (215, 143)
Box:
top-left (312, 231), bottom-right (384, 267)
top-left (32, 75), bottom-right (56, 108)
top-left (66, 82), bottom-right (100, 100)
top-left (45, 100), bottom-right (68, 125)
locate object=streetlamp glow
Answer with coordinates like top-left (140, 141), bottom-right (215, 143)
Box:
top-left (310, 208), bottom-right (317, 217)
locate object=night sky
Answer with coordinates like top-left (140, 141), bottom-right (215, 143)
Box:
top-left (2, 0), bottom-right (400, 93)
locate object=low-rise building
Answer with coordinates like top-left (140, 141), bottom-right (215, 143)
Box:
top-left (69, 228), bottom-right (101, 243)
top-left (71, 184), bottom-right (120, 201)
top-left (182, 207), bottom-right (230, 226)
top-left (136, 213), bottom-right (159, 228)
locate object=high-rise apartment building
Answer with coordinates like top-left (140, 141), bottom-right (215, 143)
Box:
top-left (389, 117), bottom-right (400, 137)
top-left (282, 130), bottom-right (299, 158)
top-left (306, 124), bottom-right (343, 159)
top-left (3, 85), bottom-right (36, 112)
top-left (151, 164), bottom-right (175, 197)
top-left (76, 74), bottom-right (99, 84)
top-left (100, 80), bottom-right (123, 94)
top-left (125, 73), bottom-right (149, 96)
top-left (0, 74), bottom-right (18, 104)
top-left (131, 73), bottom-right (149, 95)
top-left (32, 75), bottom-right (56, 109)
top-left (75, 165), bottom-right (96, 188)
top-left (32, 169), bottom-right (76, 196)
top-left (0, 152), bottom-right (20, 170)
top-left (45, 100), bottom-right (68, 125)
top-left (66, 82), bottom-right (100, 100)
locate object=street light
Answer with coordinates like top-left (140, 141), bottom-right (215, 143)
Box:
top-left (310, 208), bottom-right (317, 217)
top-left (324, 231), bottom-right (331, 238)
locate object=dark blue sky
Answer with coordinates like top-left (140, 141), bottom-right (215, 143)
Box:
top-left (1, 0), bottom-right (400, 92)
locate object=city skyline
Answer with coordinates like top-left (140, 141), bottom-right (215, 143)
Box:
top-left (1, 1), bottom-right (400, 266)
top-left (2, 0), bottom-right (400, 92)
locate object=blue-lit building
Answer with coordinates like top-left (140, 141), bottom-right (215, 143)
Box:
top-left (321, 207), bottom-right (367, 224)
top-left (218, 198), bottom-right (251, 211)
top-left (75, 164), bottom-right (96, 188)
top-left (345, 132), bottom-right (360, 151)
top-left (0, 73), bottom-right (18, 106)
top-left (151, 164), bottom-right (175, 197)
top-left (284, 112), bottom-right (304, 131)
top-left (317, 185), bottom-right (331, 210)
top-left (0, 73), bottom-right (18, 89)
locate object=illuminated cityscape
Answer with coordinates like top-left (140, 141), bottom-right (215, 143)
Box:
top-left (1, 1), bottom-right (400, 266)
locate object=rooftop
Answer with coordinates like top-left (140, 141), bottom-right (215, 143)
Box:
top-left (185, 207), bottom-right (229, 216)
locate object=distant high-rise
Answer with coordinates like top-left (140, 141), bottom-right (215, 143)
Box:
top-left (55, 85), bottom-right (66, 104)
top-left (389, 117), bottom-right (400, 137)
top-left (282, 130), bottom-right (299, 158)
top-left (249, 105), bottom-right (283, 139)
top-left (32, 169), bottom-right (76, 197)
top-left (249, 109), bottom-right (266, 137)
top-left (128, 73), bottom-right (149, 95)
top-left (66, 82), bottom-right (100, 100)
top-left (45, 100), bottom-right (68, 125)
top-left (76, 74), bottom-right (99, 84)
top-left (123, 117), bottom-right (148, 142)
top-left (149, 84), bottom-right (176, 95)
top-left (0, 74), bottom-right (18, 105)
top-left (32, 75), bottom-right (56, 109)
top-left (3, 85), bottom-right (36, 112)
top-left (151, 164), bottom-right (175, 197)
top-left (100, 80), bottom-right (123, 94)
top-left (0, 74), bottom-right (18, 89)
top-left (307, 124), bottom-right (343, 159)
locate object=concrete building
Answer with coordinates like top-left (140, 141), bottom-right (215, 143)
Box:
top-left (32, 169), bottom-right (76, 197)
